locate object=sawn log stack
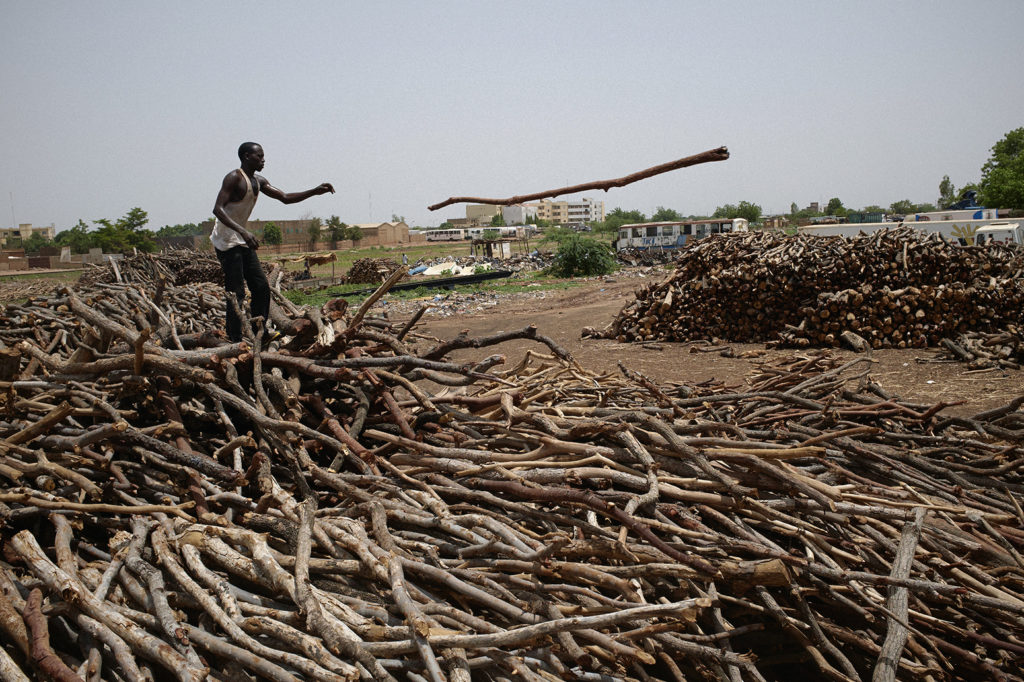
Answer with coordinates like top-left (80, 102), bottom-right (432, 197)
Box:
top-left (594, 227), bottom-right (1024, 350)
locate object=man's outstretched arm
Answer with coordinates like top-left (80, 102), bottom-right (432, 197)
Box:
top-left (260, 178), bottom-right (335, 205)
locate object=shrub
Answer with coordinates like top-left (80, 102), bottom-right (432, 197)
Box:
top-left (548, 233), bottom-right (616, 277)
top-left (262, 222), bottom-right (282, 245)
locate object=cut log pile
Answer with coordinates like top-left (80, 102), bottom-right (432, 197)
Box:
top-left (594, 228), bottom-right (1024, 349)
top-left (345, 257), bottom-right (403, 285)
top-left (77, 250), bottom-right (295, 291)
top-left (78, 251), bottom-right (222, 288)
top-left (929, 326), bottom-right (1024, 370)
top-left (0, 273), bottom-right (1022, 679)
top-left (617, 247), bottom-right (675, 267)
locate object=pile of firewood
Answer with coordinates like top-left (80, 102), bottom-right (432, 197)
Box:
top-left (0, 272), bottom-right (1022, 680)
top-left (77, 250), bottom-right (281, 289)
top-left (0, 280), bottom-right (65, 305)
top-left (594, 228), bottom-right (1024, 349)
top-left (345, 257), bottom-right (402, 285)
top-left (927, 326), bottom-right (1024, 369)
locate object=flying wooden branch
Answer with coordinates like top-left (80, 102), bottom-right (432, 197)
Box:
top-left (427, 146), bottom-right (729, 211)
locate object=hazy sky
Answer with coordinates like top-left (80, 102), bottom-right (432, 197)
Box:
top-left (3, 1), bottom-right (1022, 232)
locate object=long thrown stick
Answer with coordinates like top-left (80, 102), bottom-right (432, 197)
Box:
top-left (427, 146), bottom-right (729, 211)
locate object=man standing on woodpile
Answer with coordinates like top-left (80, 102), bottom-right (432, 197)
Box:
top-left (211, 142), bottom-right (334, 342)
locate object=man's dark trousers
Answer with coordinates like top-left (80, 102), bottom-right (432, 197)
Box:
top-left (215, 245), bottom-right (270, 343)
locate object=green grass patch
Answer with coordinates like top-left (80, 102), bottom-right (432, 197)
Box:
top-left (283, 273), bottom-right (582, 308)
top-left (0, 270), bottom-right (81, 284)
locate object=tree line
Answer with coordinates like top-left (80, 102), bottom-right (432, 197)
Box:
top-left (17, 211), bottom-right (369, 255)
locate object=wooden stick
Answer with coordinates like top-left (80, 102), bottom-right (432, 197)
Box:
top-left (427, 147), bottom-right (729, 210)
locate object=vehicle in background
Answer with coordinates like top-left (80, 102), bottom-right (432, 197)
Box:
top-left (423, 225), bottom-right (527, 242)
top-left (797, 216), bottom-right (1011, 244)
top-left (615, 218), bottom-right (749, 251)
top-left (465, 226), bottom-right (525, 239)
top-left (973, 222), bottom-right (1024, 245)
top-left (424, 228), bottom-right (466, 241)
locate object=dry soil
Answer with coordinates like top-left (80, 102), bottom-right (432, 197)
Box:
top-left (408, 273), bottom-right (1024, 417)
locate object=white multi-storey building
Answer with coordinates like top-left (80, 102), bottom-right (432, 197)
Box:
top-left (530, 198), bottom-right (605, 226)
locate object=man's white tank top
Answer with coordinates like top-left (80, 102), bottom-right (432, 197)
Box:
top-left (211, 170), bottom-right (258, 251)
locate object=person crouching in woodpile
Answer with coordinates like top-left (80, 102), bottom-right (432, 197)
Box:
top-left (211, 141), bottom-right (334, 342)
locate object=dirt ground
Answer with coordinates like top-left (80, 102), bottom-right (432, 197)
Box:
top-left (409, 273), bottom-right (1024, 418)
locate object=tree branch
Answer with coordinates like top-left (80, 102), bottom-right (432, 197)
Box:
top-left (428, 146), bottom-right (729, 211)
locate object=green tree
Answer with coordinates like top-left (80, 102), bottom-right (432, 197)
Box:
top-left (308, 217), bottom-right (323, 247)
top-left (391, 214), bottom-right (406, 224)
top-left (978, 127), bottom-right (1024, 209)
top-left (326, 215), bottom-right (347, 243)
top-left (92, 218), bottom-right (129, 253)
top-left (120, 207), bottom-right (149, 232)
top-left (489, 213), bottom-right (506, 227)
top-left (651, 206), bottom-right (684, 222)
top-left (889, 199), bottom-right (915, 216)
top-left (938, 175), bottom-right (958, 208)
top-left (90, 207), bottom-right (156, 253)
top-left (790, 202), bottom-right (799, 215)
top-left (439, 221), bottom-right (454, 230)
top-left (55, 220), bottom-right (94, 254)
top-left (713, 201), bottom-right (762, 223)
top-left (262, 222), bottom-right (282, 245)
top-left (599, 208), bottom-right (646, 233)
top-left (23, 231), bottom-right (53, 254)
top-left (156, 222), bottom-right (202, 238)
top-left (482, 229), bottom-right (500, 240)
top-left (547, 232), bottom-right (616, 277)
top-left (344, 224), bottom-right (363, 242)
top-left (825, 197), bottom-right (845, 215)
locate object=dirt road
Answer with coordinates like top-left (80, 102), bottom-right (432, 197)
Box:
top-left (409, 272), bottom-right (1024, 417)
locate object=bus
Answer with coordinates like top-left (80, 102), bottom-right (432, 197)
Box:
top-left (465, 226), bottom-right (525, 239)
top-left (615, 218), bottom-right (749, 251)
top-left (424, 228), bottom-right (466, 241)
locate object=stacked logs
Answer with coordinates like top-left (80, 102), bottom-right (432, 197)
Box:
top-left (595, 228), bottom-right (1024, 349)
top-left (617, 248), bottom-right (675, 267)
top-left (76, 250), bottom-right (290, 290)
top-left (931, 326), bottom-right (1024, 369)
top-left (0, 276), bottom-right (1022, 680)
top-left (345, 257), bottom-right (403, 285)
top-left (78, 251), bottom-right (219, 288)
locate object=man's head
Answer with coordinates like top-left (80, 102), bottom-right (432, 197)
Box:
top-left (238, 142), bottom-right (265, 171)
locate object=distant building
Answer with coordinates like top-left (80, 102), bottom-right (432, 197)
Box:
top-left (529, 198), bottom-right (605, 226)
top-left (0, 223), bottom-right (56, 248)
top-left (502, 204), bottom-right (538, 225)
top-left (465, 204), bottom-right (502, 226)
top-left (350, 221), bottom-right (413, 245)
